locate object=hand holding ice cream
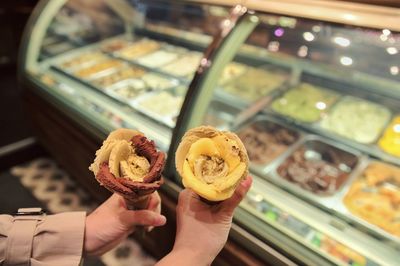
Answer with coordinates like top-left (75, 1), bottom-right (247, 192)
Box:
top-left (157, 177), bottom-right (252, 266)
top-left (175, 126), bottom-right (249, 202)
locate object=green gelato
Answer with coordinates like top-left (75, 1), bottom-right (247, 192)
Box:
top-left (271, 83), bottom-right (339, 123)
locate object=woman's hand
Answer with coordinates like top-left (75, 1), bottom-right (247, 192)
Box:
top-left (84, 192), bottom-right (166, 256)
top-left (157, 176), bottom-right (252, 265)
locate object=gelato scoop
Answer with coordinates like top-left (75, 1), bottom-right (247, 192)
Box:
top-left (175, 126), bottom-right (249, 201)
top-left (90, 128), bottom-right (165, 209)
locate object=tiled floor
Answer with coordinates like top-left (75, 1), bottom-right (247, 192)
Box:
top-left (1, 157), bottom-right (156, 266)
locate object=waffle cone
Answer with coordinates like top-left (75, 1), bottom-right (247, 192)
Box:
top-left (124, 194), bottom-right (151, 210)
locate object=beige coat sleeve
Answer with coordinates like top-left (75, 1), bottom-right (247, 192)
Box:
top-left (0, 212), bottom-right (86, 266)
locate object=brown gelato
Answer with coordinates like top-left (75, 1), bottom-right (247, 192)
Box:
top-left (277, 140), bottom-right (358, 195)
top-left (238, 122), bottom-right (299, 165)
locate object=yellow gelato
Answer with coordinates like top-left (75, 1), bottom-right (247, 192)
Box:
top-left (175, 126), bottom-right (249, 201)
top-left (378, 116), bottom-right (400, 157)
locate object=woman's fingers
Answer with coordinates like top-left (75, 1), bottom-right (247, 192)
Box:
top-left (120, 210), bottom-right (166, 229)
top-left (147, 191), bottom-right (162, 213)
top-left (221, 176), bottom-right (252, 214)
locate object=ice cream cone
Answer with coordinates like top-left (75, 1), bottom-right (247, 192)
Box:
top-left (124, 194), bottom-right (152, 210)
top-left (175, 126), bottom-right (249, 202)
top-left (89, 128), bottom-right (165, 212)
top-left (199, 196), bottom-right (221, 205)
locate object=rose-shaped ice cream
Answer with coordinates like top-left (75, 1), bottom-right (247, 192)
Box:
top-left (175, 126), bottom-right (249, 201)
top-left (89, 128), bottom-right (165, 209)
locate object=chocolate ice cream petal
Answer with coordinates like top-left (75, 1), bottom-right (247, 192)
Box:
top-left (119, 177), bottom-right (163, 195)
top-left (143, 152), bottom-right (165, 183)
top-left (130, 135), bottom-right (166, 183)
top-left (91, 128), bottom-right (166, 201)
top-left (96, 162), bottom-right (134, 196)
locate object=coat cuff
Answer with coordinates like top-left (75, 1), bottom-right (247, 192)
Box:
top-left (31, 212), bottom-right (86, 266)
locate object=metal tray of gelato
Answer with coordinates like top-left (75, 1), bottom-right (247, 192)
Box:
top-left (130, 86), bottom-right (184, 128)
top-left (234, 115), bottom-right (303, 176)
top-left (269, 82), bottom-right (340, 124)
top-left (334, 160), bottom-right (400, 244)
top-left (56, 51), bottom-right (108, 72)
top-left (72, 59), bottom-right (126, 80)
top-left (159, 51), bottom-right (203, 78)
top-left (114, 38), bottom-right (162, 61)
top-left (104, 79), bottom-right (149, 103)
top-left (217, 65), bottom-right (290, 105)
top-left (99, 38), bottom-right (133, 53)
top-left (140, 73), bottom-right (180, 91)
top-left (89, 65), bottom-right (147, 89)
top-left (319, 96), bottom-right (392, 145)
top-left (269, 135), bottom-right (365, 209)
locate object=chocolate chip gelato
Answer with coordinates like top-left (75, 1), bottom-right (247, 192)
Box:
top-left (277, 140), bottom-right (358, 195)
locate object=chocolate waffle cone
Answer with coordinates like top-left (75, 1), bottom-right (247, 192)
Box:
top-left (90, 129), bottom-right (165, 209)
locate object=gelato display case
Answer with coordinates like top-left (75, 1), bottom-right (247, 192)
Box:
top-left (19, 0), bottom-right (400, 265)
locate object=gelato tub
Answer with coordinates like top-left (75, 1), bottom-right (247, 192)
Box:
top-left (118, 39), bottom-right (161, 60)
top-left (277, 139), bottom-right (358, 195)
top-left (136, 50), bottom-right (180, 68)
top-left (74, 59), bottom-right (124, 79)
top-left (343, 162), bottom-right (400, 237)
top-left (378, 115), bottom-right (400, 157)
top-left (238, 120), bottom-right (300, 165)
top-left (160, 53), bottom-right (202, 77)
top-left (221, 67), bottom-right (287, 102)
top-left (60, 51), bottom-right (106, 70)
top-left (271, 83), bottom-right (339, 123)
top-left (92, 66), bottom-right (146, 88)
top-left (141, 73), bottom-right (178, 90)
top-left (320, 96), bottom-right (391, 144)
top-left (106, 79), bottom-right (147, 101)
top-left (100, 39), bottom-right (132, 53)
top-left (132, 91), bottom-right (184, 127)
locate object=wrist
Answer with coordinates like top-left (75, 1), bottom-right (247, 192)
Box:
top-left (157, 246), bottom-right (214, 266)
top-left (170, 246), bottom-right (214, 266)
top-left (83, 215), bottom-right (96, 257)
